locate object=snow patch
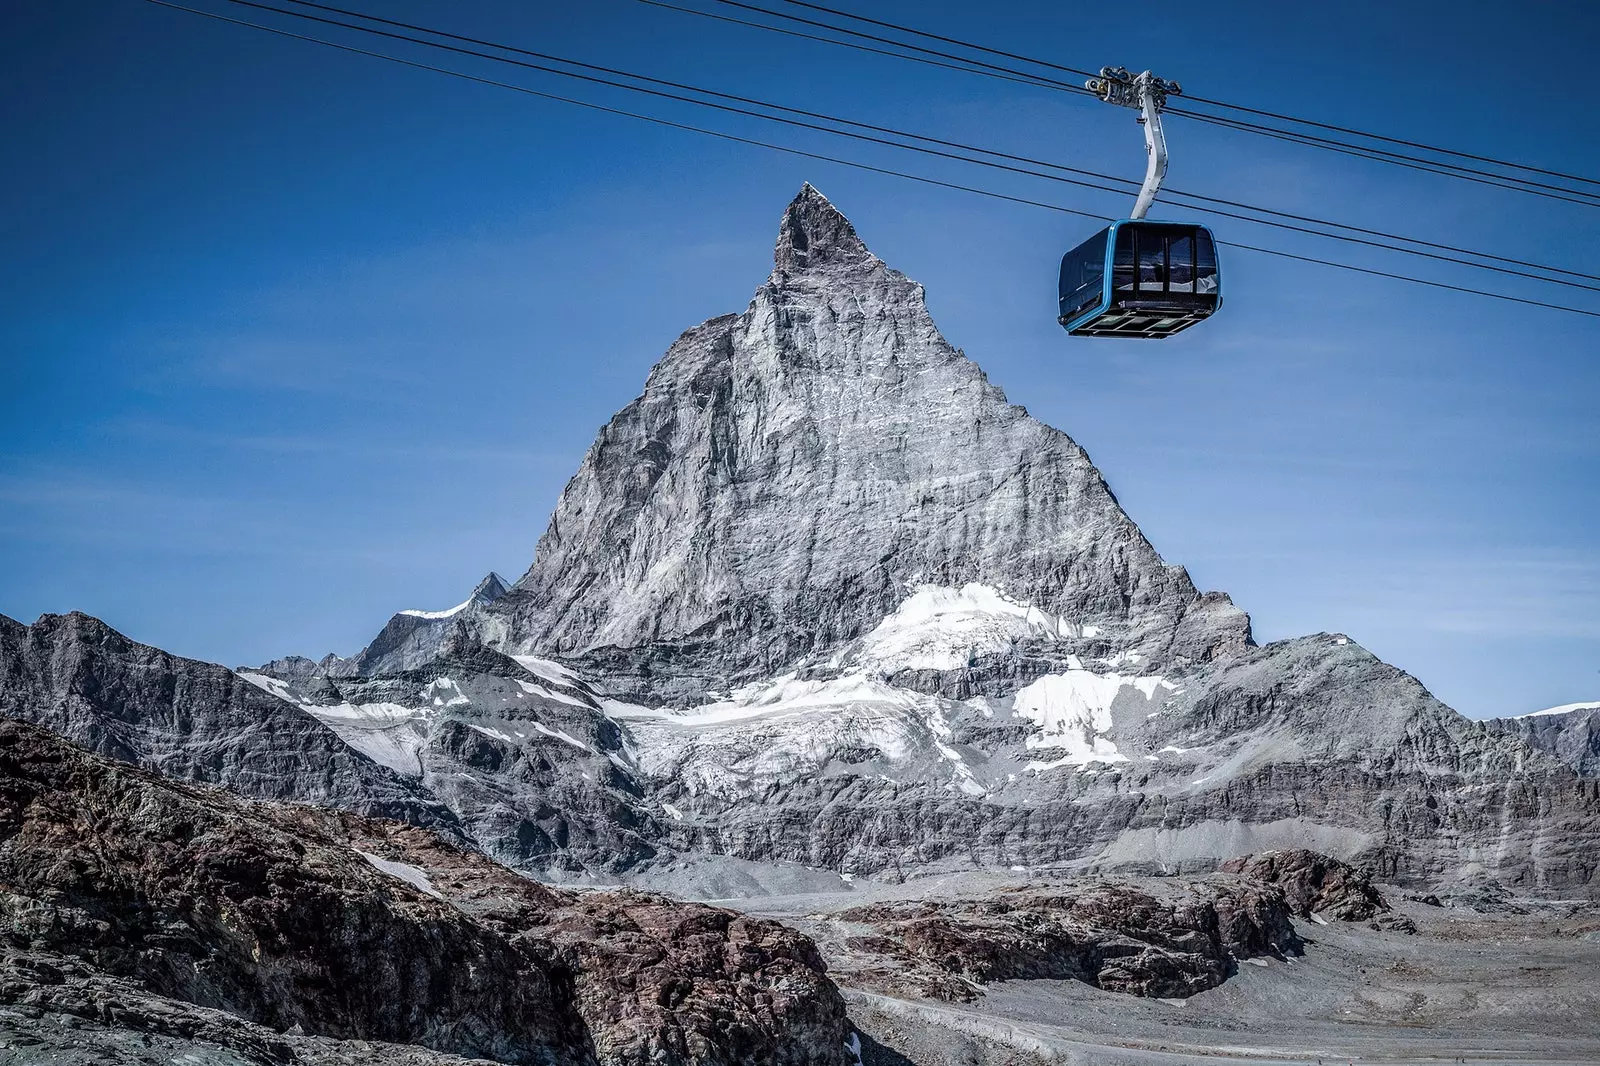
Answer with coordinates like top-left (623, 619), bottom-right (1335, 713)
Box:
top-left (662, 802), bottom-right (684, 821)
top-left (301, 702), bottom-right (430, 776)
top-left (605, 673), bottom-right (986, 800)
top-left (855, 583), bottom-right (1101, 672)
top-left (511, 654), bottom-right (579, 684)
top-left (400, 598), bottom-right (472, 620)
top-left (515, 678), bottom-right (588, 708)
top-left (236, 671), bottom-right (295, 703)
top-left (532, 721), bottom-right (591, 751)
top-left (357, 851), bottom-right (441, 898)
top-left (428, 676), bottom-right (471, 707)
top-left (1014, 670), bottom-right (1171, 772)
top-left (1516, 701), bottom-right (1600, 719)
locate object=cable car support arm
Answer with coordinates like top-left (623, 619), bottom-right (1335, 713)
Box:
top-left (1087, 67), bottom-right (1182, 219)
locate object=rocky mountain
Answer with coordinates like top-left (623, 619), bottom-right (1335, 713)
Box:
top-left (1487, 702), bottom-right (1600, 778)
top-left (339, 572), bottom-right (513, 677)
top-left (0, 611), bottom-right (455, 832)
top-left (0, 718), bottom-right (851, 1065)
top-left (228, 185), bottom-right (1600, 898)
top-left (478, 184), bottom-right (1250, 705)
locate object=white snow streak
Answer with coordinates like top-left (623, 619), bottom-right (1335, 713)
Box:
top-left (1516, 701), bottom-right (1600, 719)
top-left (400, 598), bottom-right (473, 620)
top-left (357, 851), bottom-right (442, 898)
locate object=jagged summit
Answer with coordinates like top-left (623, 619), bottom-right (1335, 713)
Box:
top-left (332, 570), bottom-right (515, 677)
top-left (471, 571), bottom-right (510, 603)
top-left (487, 185), bottom-right (1247, 702)
top-left (773, 182), bottom-right (871, 272)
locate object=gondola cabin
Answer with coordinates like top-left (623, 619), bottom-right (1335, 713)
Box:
top-left (1058, 221), bottom-right (1221, 338)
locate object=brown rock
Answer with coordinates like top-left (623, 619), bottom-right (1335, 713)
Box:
top-left (1219, 849), bottom-right (1388, 921)
top-left (0, 719), bottom-right (850, 1065)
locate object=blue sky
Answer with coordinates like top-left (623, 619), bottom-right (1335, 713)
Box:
top-left (2, 0), bottom-right (1596, 717)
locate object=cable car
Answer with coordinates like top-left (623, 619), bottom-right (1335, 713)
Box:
top-left (1058, 220), bottom-right (1221, 338)
top-left (1061, 67), bottom-right (1224, 340)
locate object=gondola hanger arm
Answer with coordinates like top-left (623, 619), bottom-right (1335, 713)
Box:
top-left (1087, 67), bottom-right (1182, 219)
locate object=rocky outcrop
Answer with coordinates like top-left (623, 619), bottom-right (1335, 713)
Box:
top-left (1487, 704), bottom-right (1600, 778)
top-left (1219, 849), bottom-right (1387, 920)
top-left (829, 878), bottom-right (1301, 1001)
top-left (249, 631), bottom-right (667, 878)
top-left (0, 719), bottom-right (851, 1065)
top-left (0, 611), bottom-right (455, 832)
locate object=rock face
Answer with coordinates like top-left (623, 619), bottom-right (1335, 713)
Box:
top-left (0, 718), bottom-right (852, 1066)
top-left (243, 632), bottom-right (664, 878)
top-left (831, 878), bottom-right (1302, 1002)
top-left (1487, 704), bottom-right (1600, 778)
top-left (484, 184), bottom-right (1249, 704)
top-left (343, 572), bottom-right (512, 677)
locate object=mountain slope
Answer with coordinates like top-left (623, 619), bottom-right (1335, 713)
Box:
top-left (1487, 702), bottom-right (1600, 778)
top-left (0, 611), bottom-right (455, 830)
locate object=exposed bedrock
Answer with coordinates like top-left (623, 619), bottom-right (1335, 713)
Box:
top-left (0, 719), bottom-right (852, 1066)
top-left (832, 878), bottom-right (1301, 1002)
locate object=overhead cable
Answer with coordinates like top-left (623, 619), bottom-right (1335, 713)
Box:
top-left (227, 0), bottom-right (1600, 291)
top-left (135, 0), bottom-right (1600, 320)
top-left (761, 0), bottom-right (1600, 190)
top-left (666, 0), bottom-right (1600, 205)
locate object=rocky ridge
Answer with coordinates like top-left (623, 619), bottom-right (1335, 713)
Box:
top-left (1487, 703), bottom-right (1600, 778)
top-left (827, 877), bottom-right (1304, 1002)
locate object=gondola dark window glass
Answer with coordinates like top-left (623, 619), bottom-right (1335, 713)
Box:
top-left (1058, 221), bottom-right (1222, 339)
top-left (1058, 228), bottom-right (1108, 323)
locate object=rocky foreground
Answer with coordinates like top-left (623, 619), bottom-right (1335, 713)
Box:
top-left (0, 719), bottom-right (849, 1066)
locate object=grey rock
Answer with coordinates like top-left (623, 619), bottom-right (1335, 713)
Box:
top-left (0, 612), bottom-right (455, 833)
top-left (338, 572), bottom-right (511, 678)
top-left (1486, 703), bottom-right (1600, 777)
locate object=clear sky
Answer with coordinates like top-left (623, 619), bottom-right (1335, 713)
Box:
top-left (2, 0), bottom-right (1596, 718)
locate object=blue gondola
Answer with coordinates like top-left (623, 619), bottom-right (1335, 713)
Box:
top-left (1058, 220), bottom-right (1221, 339)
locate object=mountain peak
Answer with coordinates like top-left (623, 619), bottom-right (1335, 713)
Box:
top-left (473, 571), bottom-right (510, 604)
top-left (774, 183), bottom-right (870, 272)
top-left (492, 186), bottom-right (1242, 702)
